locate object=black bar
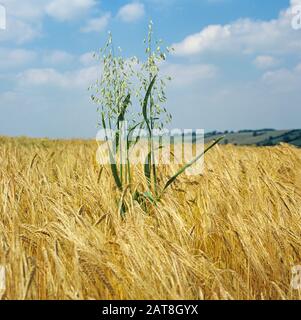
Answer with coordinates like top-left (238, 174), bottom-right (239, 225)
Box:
top-left (0, 300), bottom-right (297, 319)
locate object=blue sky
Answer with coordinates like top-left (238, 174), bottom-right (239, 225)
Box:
top-left (0, 0), bottom-right (301, 138)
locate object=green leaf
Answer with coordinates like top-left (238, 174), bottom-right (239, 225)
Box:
top-left (162, 137), bottom-right (224, 193)
top-left (114, 94), bottom-right (131, 151)
top-left (143, 191), bottom-right (156, 204)
top-left (133, 191), bottom-right (156, 206)
top-left (127, 122), bottom-right (144, 148)
top-left (109, 150), bottom-right (123, 191)
top-left (117, 94), bottom-right (131, 124)
top-left (144, 151), bottom-right (152, 188)
top-left (142, 75), bottom-right (157, 135)
top-left (144, 145), bottom-right (164, 192)
top-left (102, 113), bottom-right (123, 191)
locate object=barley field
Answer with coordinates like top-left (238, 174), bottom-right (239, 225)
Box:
top-left (0, 136), bottom-right (301, 300)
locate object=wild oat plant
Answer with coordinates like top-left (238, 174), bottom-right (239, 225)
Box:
top-left (90, 22), bottom-right (222, 215)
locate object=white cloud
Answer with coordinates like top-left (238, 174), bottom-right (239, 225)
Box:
top-left (17, 65), bottom-right (100, 89)
top-left (46, 0), bottom-right (96, 21)
top-left (0, 49), bottom-right (36, 69)
top-left (81, 13), bottom-right (111, 33)
top-left (0, 0), bottom-right (101, 44)
top-left (172, 2), bottom-right (301, 57)
top-left (253, 55), bottom-right (279, 69)
top-left (261, 63), bottom-right (301, 92)
top-left (173, 25), bottom-right (231, 56)
top-left (291, 0), bottom-right (301, 5)
top-left (0, 16), bottom-right (41, 44)
top-left (79, 52), bottom-right (96, 66)
top-left (162, 63), bottom-right (218, 86)
top-left (43, 50), bottom-right (74, 65)
top-left (0, 0), bottom-right (99, 43)
top-left (2, 0), bottom-right (96, 22)
top-left (1, 0), bottom-right (47, 20)
top-left (0, 48), bottom-right (75, 71)
top-left (0, 1), bottom-right (47, 43)
top-left (117, 2), bottom-right (145, 23)
top-left (18, 68), bottom-right (64, 86)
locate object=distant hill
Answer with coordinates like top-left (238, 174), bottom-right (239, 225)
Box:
top-left (1, 129), bottom-right (300, 148)
top-left (205, 129), bottom-right (301, 147)
top-left (131, 129), bottom-right (301, 147)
